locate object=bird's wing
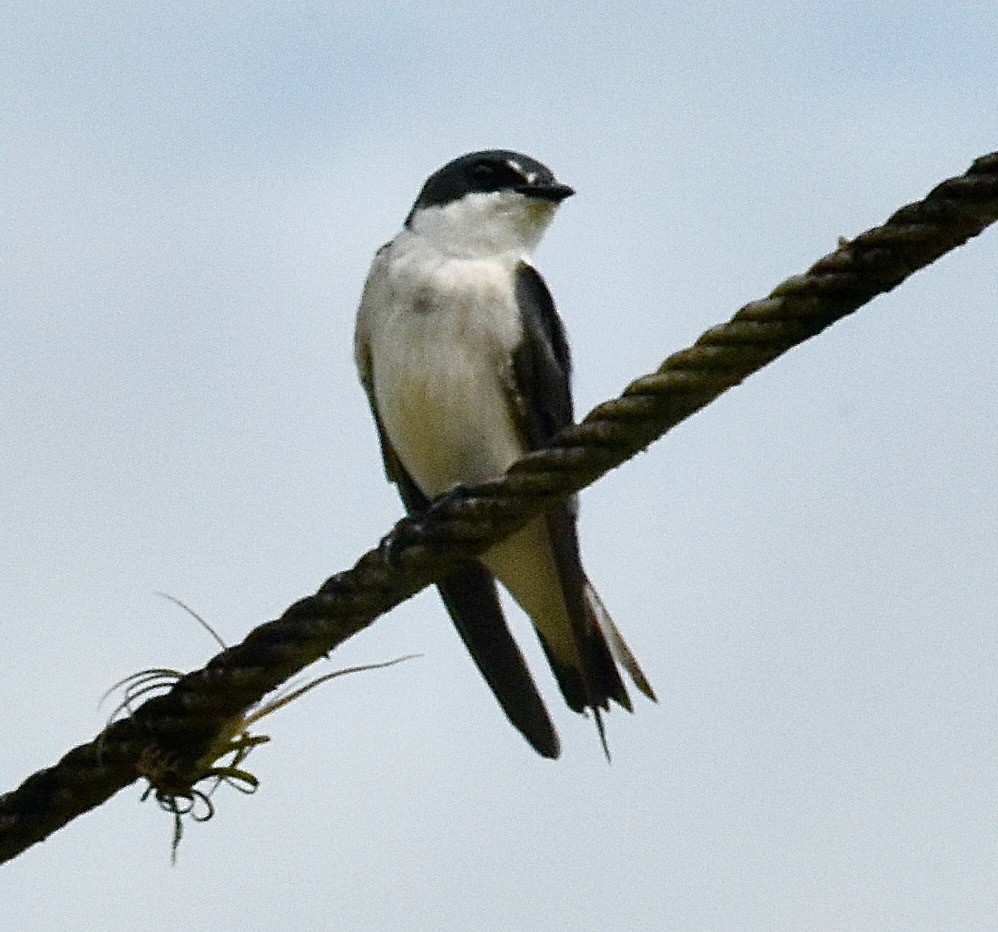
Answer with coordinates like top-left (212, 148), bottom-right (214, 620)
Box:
top-left (506, 262), bottom-right (647, 715)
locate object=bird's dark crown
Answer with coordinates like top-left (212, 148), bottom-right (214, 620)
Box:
top-left (406, 150), bottom-right (572, 224)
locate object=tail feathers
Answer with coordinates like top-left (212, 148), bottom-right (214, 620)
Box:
top-left (438, 563), bottom-right (561, 759)
top-left (584, 583), bottom-right (658, 704)
top-left (535, 634), bottom-right (589, 715)
top-left (580, 584), bottom-right (655, 761)
top-left (536, 582), bottom-right (655, 722)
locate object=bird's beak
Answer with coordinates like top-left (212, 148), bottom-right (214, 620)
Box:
top-left (517, 181), bottom-right (575, 202)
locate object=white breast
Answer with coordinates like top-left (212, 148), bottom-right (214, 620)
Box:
top-left (363, 236), bottom-right (527, 499)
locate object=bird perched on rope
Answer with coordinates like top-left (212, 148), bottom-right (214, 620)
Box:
top-left (355, 149), bottom-right (655, 758)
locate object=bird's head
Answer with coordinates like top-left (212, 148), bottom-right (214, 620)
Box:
top-left (404, 149), bottom-right (574, 259)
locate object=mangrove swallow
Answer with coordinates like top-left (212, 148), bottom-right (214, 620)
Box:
top-left (355, 149), bottom-right (655, 758)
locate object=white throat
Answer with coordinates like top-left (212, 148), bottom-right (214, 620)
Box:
top-left (407, 190), bottom-right (559, 259)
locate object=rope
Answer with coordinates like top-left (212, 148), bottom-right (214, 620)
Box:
top-left (2, 152), bottom-right (996, 865)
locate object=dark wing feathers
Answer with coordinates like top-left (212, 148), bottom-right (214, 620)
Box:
top-left (511, 262), bottom-right (632, 715)
top-left (510, 263), bottom-right (574, 446)
top-left (438, 562), bottom-right (560, 758)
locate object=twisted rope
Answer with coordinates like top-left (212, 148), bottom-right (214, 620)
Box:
top-left (2, 152), bottom-right (996, 865)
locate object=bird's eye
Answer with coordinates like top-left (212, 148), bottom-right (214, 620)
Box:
top-left (469, 162), bottom-right (498, 184)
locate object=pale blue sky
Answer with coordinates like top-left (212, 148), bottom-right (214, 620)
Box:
top-left (2, 3), bottom-right (996, 929)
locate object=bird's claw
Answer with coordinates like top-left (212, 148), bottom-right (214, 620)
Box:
top-left (379, 484), bottom-right (474, 566)
top-left (379, 515), bottom-right (424, 566)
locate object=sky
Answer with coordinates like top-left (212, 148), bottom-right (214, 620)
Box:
top-left (2, 3), bottom-right (996, 929)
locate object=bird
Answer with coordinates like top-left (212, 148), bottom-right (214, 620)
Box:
top-left (354, 149), bottom-right (655, 758)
